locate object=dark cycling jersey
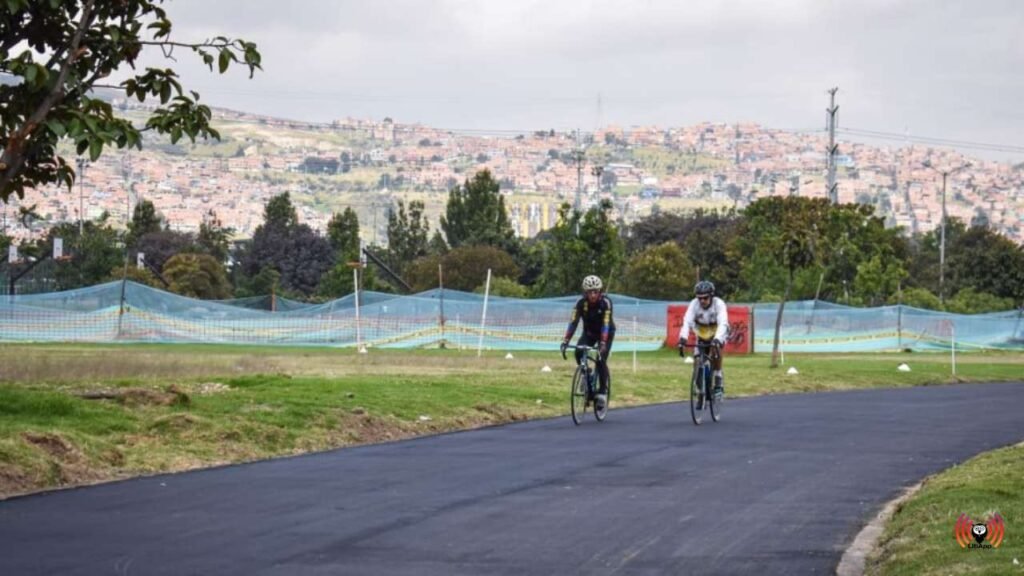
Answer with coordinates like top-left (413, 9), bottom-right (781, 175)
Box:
top-left (564, 295), bottom-right (616, 343)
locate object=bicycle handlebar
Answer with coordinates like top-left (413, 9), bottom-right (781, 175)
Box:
top-left (677, 340), bottom-right (720, 358)
top-left (561, 344), bottom-right (600, 361)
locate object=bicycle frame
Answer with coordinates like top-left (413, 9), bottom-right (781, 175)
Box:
top-left (564, 344), bottom-right (601, 394)
top-left (564, 343), bottom-right (609, 424)
top-left (680, 340), bottom-right (722, 424)
top-left (680, 341), bottom-right (715, 383)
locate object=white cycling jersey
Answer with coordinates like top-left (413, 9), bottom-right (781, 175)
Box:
top-left (678, 296), bottom-right (729, 344)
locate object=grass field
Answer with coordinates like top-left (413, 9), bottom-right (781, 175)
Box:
top-left (1, 344), bottom-right (1022, 501)
top-left (866, 442), bottom-right (1023, 576)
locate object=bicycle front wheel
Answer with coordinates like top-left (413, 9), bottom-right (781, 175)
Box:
top-left (710, 375), bottom-right (722, 423)
top-left (689, 364), bottom-right (705, 425)
top-left (594, 371), bottom-right (610, 422)
top-left (570, 366), bottom-right (588, 425)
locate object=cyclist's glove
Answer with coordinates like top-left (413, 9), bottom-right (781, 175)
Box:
top-left (560, 340), bottom-right (568, 356)
top-left (677, 340), bottom-right (686, 357)
top-left (712, 338), bottom-right (724, 349)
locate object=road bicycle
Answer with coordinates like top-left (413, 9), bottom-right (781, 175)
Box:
top-left (680, 341), bottom-right (722, 425)
top-left (563, 344), bottom-right (610, 425)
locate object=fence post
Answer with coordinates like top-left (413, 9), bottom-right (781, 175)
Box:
top-left (116, 277), bottom-right (127, 339)
top-left (438, 263), bottom-right (445, 349)
top-left (477, 268), bottom-right (492, 358)
top-left (354, 268), bottom-right (363, 352)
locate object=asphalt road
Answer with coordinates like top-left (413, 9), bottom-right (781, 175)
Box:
top-left (2, 382), bottom-right (1023, 575)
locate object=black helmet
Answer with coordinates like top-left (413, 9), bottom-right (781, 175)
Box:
top-left (695, 280), bottom-right (715, 297)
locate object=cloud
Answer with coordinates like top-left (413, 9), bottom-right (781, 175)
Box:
top-left (113, 0), bottom-right (1024, 150)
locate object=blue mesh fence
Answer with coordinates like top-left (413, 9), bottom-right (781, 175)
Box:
top-left (1, 281), bottom-right (1022, 351)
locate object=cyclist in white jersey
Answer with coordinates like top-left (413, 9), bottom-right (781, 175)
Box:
top-left (677, 280), bottom-right (728, 395)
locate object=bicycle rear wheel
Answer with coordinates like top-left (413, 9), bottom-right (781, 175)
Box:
top-left (689, 364), bottom-right (705, 425)
top-left (570, 366), bottom-right (588, 425)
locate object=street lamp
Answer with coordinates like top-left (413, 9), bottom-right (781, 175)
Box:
top-left (923, 160), bottom-right (971, 303)
top-left (591, 165), bottom-right (604, 194)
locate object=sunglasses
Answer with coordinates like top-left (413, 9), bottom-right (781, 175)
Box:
top-left (698, 295), bottom-right (711, 301)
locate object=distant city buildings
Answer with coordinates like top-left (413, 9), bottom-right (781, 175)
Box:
top-left (5, 107), bottom-right (1022, 246)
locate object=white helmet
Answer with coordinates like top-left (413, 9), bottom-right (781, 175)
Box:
top-left (582, 275), bottom-right (603, 291)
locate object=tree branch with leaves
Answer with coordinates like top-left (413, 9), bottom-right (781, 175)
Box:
top-left (0, 0), bottom-right (262, 202)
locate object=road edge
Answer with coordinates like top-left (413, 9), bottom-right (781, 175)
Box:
top-left (835, 481), bottom-right (923, 576)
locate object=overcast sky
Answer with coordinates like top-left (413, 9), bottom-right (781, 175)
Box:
top-left (134, 0), bottom-right (1023, 156)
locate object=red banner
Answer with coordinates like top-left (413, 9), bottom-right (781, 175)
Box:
top-left (665, 305), bottom-right (753, 354)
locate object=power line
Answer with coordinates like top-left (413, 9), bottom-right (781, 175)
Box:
top-left (837, 127), bottom-right (1024, 155)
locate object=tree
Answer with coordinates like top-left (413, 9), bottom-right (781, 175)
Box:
top-left (163, 253), bottom-right (232, 299)
top-left (0, 0), bottom-right (261, 202)
top-left (427, 230), bottom-right (449, 256)
top-left (239, 194), bottom-right (334, 297)
top-left (741, 197), bottom-right (828, 367)
top-left (945, 287), bottom-right (1016, 314)
top-left (326, 208), bottom-right (360, 263)
top-left (817, 203), bottom-right (909, 305)
top-left (946, 224), bottom-right (1024, 304)
top-left (132, 229), bottom-right (193, 272)
top-left (906, 218), bottom-right (967, 298)
top-left (440, 170), bottom-right (517, 253)
top-left (853, 255), bottom-right (907, 307)
top-left (242, 223), bottom-right (333, 297)
top-left (44, 215), bottom-right (122, 290)
top-left (894, 287), bottom-right (942, 310)
top-left (474, 276), bottom-right (528, 298)
top-left (535, 201), bottom-right (625, 296)
top-left (126, 199), bottom-right (164, 248)
top-left (384, 199), bottom-right (429, 275)
top-left (195, 210), bottom-right (232, 263)
top-left (235, 265), bottom-right (279, 298)
top-left (405, 245), bottom-right (519, 292)
top-left (621, 242), bottom-right (694, 300)
top-left (263, 192), bottom-right (298, 230)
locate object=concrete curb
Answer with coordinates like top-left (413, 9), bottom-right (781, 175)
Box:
top-left (835, 482), bottom-right (924, 576)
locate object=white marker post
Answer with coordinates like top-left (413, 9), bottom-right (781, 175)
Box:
top-left (477, 268), bottom-right (492, 358)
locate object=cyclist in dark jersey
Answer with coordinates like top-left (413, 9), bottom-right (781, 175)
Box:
top-left (560, 275), bottom-right (616, 410)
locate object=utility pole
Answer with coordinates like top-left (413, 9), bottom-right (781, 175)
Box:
top-left (76, 157), bottom-right (88, 237)
top-left (825, 87), bottom-right (839, 203)
top-left (573, 129), bottom-right (584, 213)
top-left (923, 160), bottom-right (971, 304)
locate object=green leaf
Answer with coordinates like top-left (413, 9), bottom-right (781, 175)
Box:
top-left (76, 140), bottom-right (89, 156)
top-left (218, 50), bottom-right (230, 73)
top-left (160, 81), bottom-right (171, 103)
top-left (24, 64), bottom-right (35, 84)
top-left (89, 139), bottom-right (103, 162)
top-left (44, 119), bottom-right (66, 137)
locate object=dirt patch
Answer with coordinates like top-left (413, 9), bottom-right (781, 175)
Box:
top-left (77, 385), bottom-right (190, 407)
top-left (473, 404), bottom-right (529, 423)
top-left (338, 412), bottom-right (413, 444)
top-left (18, 432), bottom-right (108, 490)
top-left (147, 413), bottom-right (202, 433)
top-left (22, 432), bottom-right (79, 460)
top-left (0, 463), bottom-right (37, 498)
